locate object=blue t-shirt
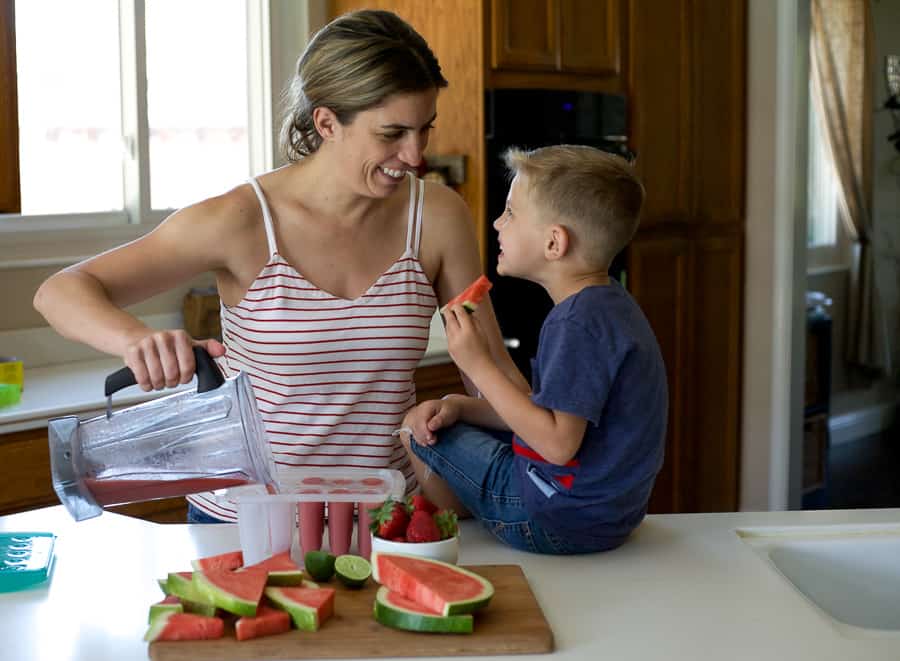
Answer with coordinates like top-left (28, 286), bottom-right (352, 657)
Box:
top-left (513, 282), bottom-right (667, 549)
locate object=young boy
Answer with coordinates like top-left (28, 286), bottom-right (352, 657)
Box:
top-left (399, 145), bottom-right (667, 554)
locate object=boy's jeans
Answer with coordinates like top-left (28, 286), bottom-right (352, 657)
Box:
top-left (410, 422), bottom-right (597, 554)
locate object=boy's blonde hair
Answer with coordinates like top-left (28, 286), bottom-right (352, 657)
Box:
top-left (503, 145), bottom-right (645, 267)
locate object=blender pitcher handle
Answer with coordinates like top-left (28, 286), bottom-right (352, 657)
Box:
top-left (104, 347), bottom-right (226, 398)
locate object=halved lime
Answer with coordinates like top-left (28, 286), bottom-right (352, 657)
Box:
top-left (304, 550), bottom-right (336, 582)
top-left (334, 554), bottom-right (371, 588)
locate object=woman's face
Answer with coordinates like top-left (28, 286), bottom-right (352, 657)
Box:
top-left (333, 88), bottom-right (438, 198)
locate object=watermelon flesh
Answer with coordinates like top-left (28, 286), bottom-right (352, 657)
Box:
top-left (148, 595), bottom-right (183, 624)
top-left (373, 586), bottom-right (473, 634)
top-left (241, 551), bottom-right (306, 586)
top-left (235, 605), bottom-right (292, 641)
top-left (194, 567), bottom-right (268, 617)
top-left (264, 586), bottom-right (335, 632)
top-left (440, 275), bottom-right (492, 314)
top-left (191, 549), bottom-right (244, 572)
top-left (371, 552), bottom-right (494, 616)
top-left (143, 612), bottom-right (224, 642)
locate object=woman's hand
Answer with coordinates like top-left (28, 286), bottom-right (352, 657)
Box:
top-left (122, 329), bottom-right (226, 391)
top-left (442, 304), bottom-right (493, 379)
top-left (401, 396), bottom-right (461, 446)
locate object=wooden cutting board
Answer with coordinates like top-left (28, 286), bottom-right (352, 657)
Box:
top-left (150, 564), bottom-right (553, 660)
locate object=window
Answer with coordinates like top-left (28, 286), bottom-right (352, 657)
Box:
top-left (2, 0), bottom-right (265, 226)
top-left (807, 82), bottom-right (850, 270)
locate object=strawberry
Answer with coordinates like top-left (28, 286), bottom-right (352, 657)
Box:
top-left (408, 494), bottom-right (438, 515)
top-left (405, 509), bottom-right (441, 543)
top-left (369, 498), bottom-right (411, 540)
top-left (433, 509), bottom-right (459, 540)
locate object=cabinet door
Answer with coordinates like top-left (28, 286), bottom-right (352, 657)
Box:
top-left (628, 235), bottom-right (690, 514)
top-left (559, 0), bottom-right (620, 75)
top-left (491, 0), bottom-right (559, 71)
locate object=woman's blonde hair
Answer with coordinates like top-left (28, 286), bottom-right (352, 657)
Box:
top-left (280, 10), bottom-right (447, 161)
top-left (503, 145), bottom-right (645, 267)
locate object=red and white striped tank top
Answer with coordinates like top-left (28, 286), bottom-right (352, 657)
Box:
top-left (188, 174), bottom-right (436, 521)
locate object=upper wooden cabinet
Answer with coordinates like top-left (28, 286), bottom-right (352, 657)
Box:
top-left (487, 0), bottom-right (626, 93)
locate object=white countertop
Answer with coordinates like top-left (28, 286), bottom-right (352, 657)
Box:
top-left (0, 318), bottom-right (450, 434)
top-left (1, 506), bottom-right (898, 661)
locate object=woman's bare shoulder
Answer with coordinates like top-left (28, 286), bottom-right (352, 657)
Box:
top-left (167, 183), bottom-right (263, 236)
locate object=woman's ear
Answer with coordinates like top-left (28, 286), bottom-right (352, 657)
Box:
top-left (545, 224), bottom-right (570, 261)
top-left (312, 106), bottom-right (340, 141)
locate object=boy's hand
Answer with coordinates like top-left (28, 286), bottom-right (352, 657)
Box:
top-left (442, 304), bottom-right (493, 378)
top-left (401, 397), bottom-right (461, 446)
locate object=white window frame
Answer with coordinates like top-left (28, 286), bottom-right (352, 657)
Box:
top-left (0, 0), bottom-right (319, 270)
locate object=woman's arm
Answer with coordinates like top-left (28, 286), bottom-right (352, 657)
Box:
top-left (33, 192), bottom-right (248, 389)
top-left (424, 183), bottom-right (530, 394)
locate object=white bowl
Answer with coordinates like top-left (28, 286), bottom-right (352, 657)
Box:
top-left (370, 534), bottom-right (459, 565)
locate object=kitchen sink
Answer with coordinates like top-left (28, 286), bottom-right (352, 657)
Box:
top-left (737, 523), bottom-right (900, 637)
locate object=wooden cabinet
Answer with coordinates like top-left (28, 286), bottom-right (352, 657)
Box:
top-left (490, 0), bottom-right (621, 76)
top-left (0, 363), bottom-right (464, 521)
top-left (486, 0), bottom-right (626, 92)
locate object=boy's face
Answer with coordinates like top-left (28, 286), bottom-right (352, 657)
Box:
top-left (493, 173), bottom-right (548, 280)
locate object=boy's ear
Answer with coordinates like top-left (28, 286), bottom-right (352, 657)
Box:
top-left (544, 224), bottom-right (570, 261)
top-left (312, 106), bottom-right (340, 141)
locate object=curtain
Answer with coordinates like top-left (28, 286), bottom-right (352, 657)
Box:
top-left (810, 0), bottom-right (888, 373)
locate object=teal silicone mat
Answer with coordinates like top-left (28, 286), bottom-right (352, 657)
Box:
top-left (0, 532), bottom-right (56, 592)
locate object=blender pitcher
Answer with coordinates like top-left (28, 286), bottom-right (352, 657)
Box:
top-left (48, 348), bottom-right (278, 521)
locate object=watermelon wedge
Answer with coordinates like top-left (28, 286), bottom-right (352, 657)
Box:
top-left (143, 612), bottom-right (224, 642)
top-left (165, 572), bottom-right (217, 617)
top-left (193, 567), bottom-right (268, 617)
top-left (264, 586), bottom-right (335, 632)
top-left (371, 552), bottom-right (494, 616)
top-left (148, 595), bottom-right (183, 624)
top-left (235, 605), bottom-right (292, 641)
top-left (241, 551), bottom-right (306, 586)
top-left (439, 275), bottom-right (492, 314)
top-left (373, 587), bottom-right (473, 634)
top-left (191, 549), bottom-right (244, 572)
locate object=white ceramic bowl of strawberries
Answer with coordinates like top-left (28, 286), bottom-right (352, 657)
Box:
top-left (368, 496), bottom-right (460, 565)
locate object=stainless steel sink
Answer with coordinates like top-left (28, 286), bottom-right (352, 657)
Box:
top-left (737, 524), bottom-right (900, 637)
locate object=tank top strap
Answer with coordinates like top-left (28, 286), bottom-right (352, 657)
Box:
top-left (404, 173), bottom-right (426, 259)
top-left (247, 177), bottom-right (278, 258)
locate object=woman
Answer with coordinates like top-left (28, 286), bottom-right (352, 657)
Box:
top-left (33, 10), bottom-right (525, 522)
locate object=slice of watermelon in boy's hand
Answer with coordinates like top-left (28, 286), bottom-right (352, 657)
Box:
top-left (439, 275), bottom-right (492, 315)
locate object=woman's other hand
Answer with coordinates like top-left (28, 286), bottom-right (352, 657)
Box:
top-left (122, 329), bottom-right (225, 391)
top-left (401, 396), bottom-right (461, 446)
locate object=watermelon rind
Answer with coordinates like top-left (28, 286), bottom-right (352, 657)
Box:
top-left (371, 551), bottom-right (494, 616)
top-left (148, 596), bottom-right (183, 624)
top-left (264, 586), bottom-right (334, 632)
top-left (166, 572), bottom-right (217, 616)
top-left (373, 587), bottom-right (473, 634)
top-left (157, 578), bottom-right (170, 595)
top-left (193, 569), bottom-right (266, 618)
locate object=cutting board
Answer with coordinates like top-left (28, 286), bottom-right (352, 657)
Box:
top-left (150, 564), bottom-right (553, 660)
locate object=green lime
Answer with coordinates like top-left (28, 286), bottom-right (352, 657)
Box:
top-left (334, 554), bottom-right (371, 589)
top-left (304, 550), bottom-right (336, 582)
